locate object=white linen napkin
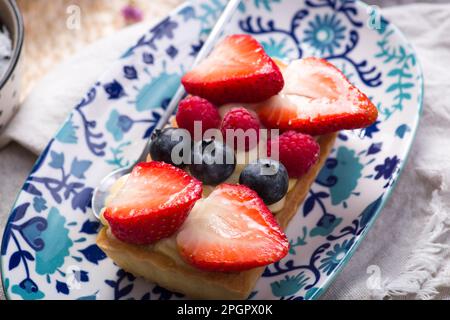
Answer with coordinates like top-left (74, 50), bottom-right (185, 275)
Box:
top-left (1, 3), bottom-right (449, 300)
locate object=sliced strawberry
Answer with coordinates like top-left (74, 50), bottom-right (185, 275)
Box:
top-left (257, 57), bottom-right (378, 135)
top-left (176, 184), bottom-right (289, 272)
top-left (104, 161), bottom-right (202, 245)
top-left (182, 34), bottom-right (284, 105)
top-left (268, 131), bottom-right (320, 178)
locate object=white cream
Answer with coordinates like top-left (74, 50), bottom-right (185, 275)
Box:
top-left (224, 144), bottom-right (260, 185)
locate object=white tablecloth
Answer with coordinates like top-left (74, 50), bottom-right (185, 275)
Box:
top-left (1, 2), bottom-right (449, 300)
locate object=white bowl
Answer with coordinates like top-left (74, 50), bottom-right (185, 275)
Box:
top-left (0, 0), bottom-right (23, 132)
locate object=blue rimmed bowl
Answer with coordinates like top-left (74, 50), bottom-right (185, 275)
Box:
top-left (1, 0), bottom-right (423, 300)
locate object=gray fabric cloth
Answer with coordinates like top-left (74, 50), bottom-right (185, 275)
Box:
top-left (1, 0), bottom-right (450, 300)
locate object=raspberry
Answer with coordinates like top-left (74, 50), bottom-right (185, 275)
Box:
top-left (221, 107), bottom-right (261, 151)
top-left (176, 96), bottom-right (221, 138)
top-left (268, 131), bottom-right (320, 178)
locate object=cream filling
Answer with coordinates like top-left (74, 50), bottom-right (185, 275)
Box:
top-left (102, 98), bottom-right (306, 263)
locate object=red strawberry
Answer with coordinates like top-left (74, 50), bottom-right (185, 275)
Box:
top-left (176, 96), bottom-right (221, 137)
top-left (221, 107), bottom-right (261, 151)
top-left (268, 131), bottom-right (320, 178)
top-left (104, 161), bottom-right (202, 245)
top-left (257, 57), bottom-right (378, 135)
top-left (176, 184), bottom-right (289, 272)
top-left (182, 34), bottom-right (284, 105)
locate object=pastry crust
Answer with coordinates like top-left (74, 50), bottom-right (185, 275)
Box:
top-left (96, 133), bottom-right (337, 299)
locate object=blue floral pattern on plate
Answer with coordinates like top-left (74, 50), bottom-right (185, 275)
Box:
top-left (1, 0), bottom-right (423, 300)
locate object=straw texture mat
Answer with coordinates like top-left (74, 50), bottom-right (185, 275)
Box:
top-left (17, 0), bottom-right (183, 99)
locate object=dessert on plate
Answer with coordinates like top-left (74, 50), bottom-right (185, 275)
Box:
top-left (96, 34), bottom-right (378, 299)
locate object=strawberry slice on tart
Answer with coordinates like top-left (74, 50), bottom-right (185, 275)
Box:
top-left (182, 34), bottom-right (284, 105)
top-left (103, 161), bottom-right (202, 245)
top-left (257, 57), bottom-right (378, 136)
top-left (176, 183), bottom-right (289, 272)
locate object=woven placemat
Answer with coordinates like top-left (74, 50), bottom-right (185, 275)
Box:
top-left (17, 0), bottom-right (183, 99)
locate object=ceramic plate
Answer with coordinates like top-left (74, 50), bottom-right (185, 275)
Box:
top-left (1, 0), bottom-right (423, 300)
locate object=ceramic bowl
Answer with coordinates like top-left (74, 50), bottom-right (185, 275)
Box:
top-left (0, 0), bottom-right (23, 132)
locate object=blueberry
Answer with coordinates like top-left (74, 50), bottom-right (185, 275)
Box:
top-left (190, 139), bottom-right (235, 185)
top-left (239, 159), bottom-right (289, 205)
top-left (149, 127), bottom-right (191, 167)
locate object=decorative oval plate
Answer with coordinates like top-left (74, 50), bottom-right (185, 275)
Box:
top-left (1, 0), bottom-right (423, 300)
